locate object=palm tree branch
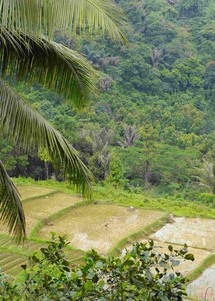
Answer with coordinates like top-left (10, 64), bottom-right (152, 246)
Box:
top-left (0, 160), bottom-right (26, 242)
top-left (0, 27), bottom-right (98, 106)
top-left (0, 0), bottom-right (127, 42)
top-left (0, 78), bottom-right (94, 197)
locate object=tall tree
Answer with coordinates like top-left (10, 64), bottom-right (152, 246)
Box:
top-left (0, 0), bottom-right (126, 242)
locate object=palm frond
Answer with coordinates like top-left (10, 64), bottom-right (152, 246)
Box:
top-left (0, 0), bottom-right (126, 42)
top-left (0, 78), bottom-right (94, 197)
top-left (0, 28), bottom-right (98, 107)
top-left (192, 160), bottom-right (215, 193)
top-left (0, 160), bottom-right (26, 243)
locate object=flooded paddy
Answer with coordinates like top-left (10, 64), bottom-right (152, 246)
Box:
top-left (151, 217), bottom-right (215, 250)
top-left (187, 264), bottom-right (215, 301)
top-left (151, 217), bottom-right (215, 300)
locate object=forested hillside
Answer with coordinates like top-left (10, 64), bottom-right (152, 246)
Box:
top-left (1, 0), bottom-right (215, 196)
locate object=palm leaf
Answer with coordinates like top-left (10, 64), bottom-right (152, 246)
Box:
top-left (0, 28), bottom-right (98, 107)
top-left (0, 160), bottom-right (26, 243)
top-left (0, 0), bottom-right (126, 42)
top-left (0, 78), bottom-right (94, 198)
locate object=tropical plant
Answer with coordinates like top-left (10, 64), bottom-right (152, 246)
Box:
top-left (193, 160), bottom-right (215, 194)
top-left (0, 0), bottom-right (126, 242)
top-left (0, 236), bottom-right (194, 300)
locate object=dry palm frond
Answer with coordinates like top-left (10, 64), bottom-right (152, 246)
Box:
top-left (0, 160), bottom-right (26, 243)
top-left (0, 28), bottom-right (98, 107)
top-left (0, 0), bottom-right (126, 42)
top-left (0, 79), bottom-right (94, 198)
top-left (193, 160), bottom-right (215, 193)
top-left (118, 125), bottom-right (139, 148)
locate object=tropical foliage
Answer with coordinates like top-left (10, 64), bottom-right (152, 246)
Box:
top-left (3, 0), bottom-right (215, 200)
top-left (193, 160), bottom-right (215, 194)
top-left (0, 0), bottom-right (125, 241)
top-left (0, 236), bottom-right (194, 300)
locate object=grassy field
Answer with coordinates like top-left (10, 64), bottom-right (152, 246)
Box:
top-left (1, 179), bottom-right (215, 300)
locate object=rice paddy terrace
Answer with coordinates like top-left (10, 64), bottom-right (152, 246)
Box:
top-left (1, 184), bottom-right (215, 300)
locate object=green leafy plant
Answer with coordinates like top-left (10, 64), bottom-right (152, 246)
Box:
top-left (0, 236), bottom-right (194, 300)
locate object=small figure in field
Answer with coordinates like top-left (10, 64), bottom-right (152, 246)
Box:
top-left (167, 213), bottom-right (175, 224)
top-left (105, 223), bottom-right (108, 229)
top-left (43, 218), bottom-right (53, 226)
top-left (127, 206), bottom-right (136, 212)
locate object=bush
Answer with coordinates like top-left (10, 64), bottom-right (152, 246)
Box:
top-left (197, 193), bottom-right (215, 206)
top-left (0, 236), bottom-right (194, 301)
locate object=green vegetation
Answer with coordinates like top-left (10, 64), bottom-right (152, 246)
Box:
top-left (0, 236), bottom-right (194, 300)
top-left (2, 0), bottom-right (215, 203)
top-left (0, 183), bottom-right (214, 300)
top-left (0, 0), bottom-right (125, 241)
top-left (187, 254), bottom-right (215, 284)
top-left (93, 184), bottom-right (215, 219)
top-left (1, 0), bottom-right (215, 299)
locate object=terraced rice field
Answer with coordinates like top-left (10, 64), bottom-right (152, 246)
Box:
top-left (150, 217), bottom-right (215, 300)
top-left (0, 186), bottom-right (84, 276)
top-left (0, 184), bottom-right (215, 300)
top-left (38, 204), bottom-right (165, 253)
top-left (187, 265), bottom-right (215, 301)
top-left (0, 252), bottom-right (27, 276)
top-left (0, 236), bottom-right (44, 277)
top-left (0, 234), bottom-right (84, 277)
top-left (23, 192), bottom-right (81, 235)
top-left (18, 186), bottom-right (56, 199)
top-left (151, 217), bottom-right (215, 251)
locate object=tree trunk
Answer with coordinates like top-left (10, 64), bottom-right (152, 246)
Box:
top-left (213, 183), bottom-right (215, 194)
top-left (145, 160), bottom-right (151, 185)
top-left (45, 161), bottom-right (49, 180)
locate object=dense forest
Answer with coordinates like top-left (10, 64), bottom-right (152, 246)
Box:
top-left (1, 0), bottom-right (215, 197)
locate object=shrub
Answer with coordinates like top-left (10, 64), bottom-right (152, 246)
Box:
top-left (0, 236), bottom-right (194, 300)
top-left (197, 193), bottom-right (215, 206)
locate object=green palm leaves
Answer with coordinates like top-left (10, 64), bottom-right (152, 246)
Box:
top-left (0, 0), bottom-right (126, 104)
top-left (0, 160), bottom-right (26, 242)
top-left (0, 29), bottom-right (98, 106)
top-left (0, 0), bottom-right (126, 242)
top-left (194, 160), bottom-right (215, 194)
top-left (0, 79), bottom-right (94, 196)
top-left (0, 0), bottom-right (126, 41)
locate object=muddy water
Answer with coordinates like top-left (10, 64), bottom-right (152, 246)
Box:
top-left (187, 264), bottom-right (215, 301)
top-left (151, 217), bottom-right (215, 301)
top-left (151, 217), bottom-right (215, 250)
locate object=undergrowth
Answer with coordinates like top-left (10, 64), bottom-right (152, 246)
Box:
top-left (13, 177), bottom-right (215, 219)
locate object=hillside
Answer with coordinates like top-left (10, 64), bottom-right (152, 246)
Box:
top-left (1, 0), bottom-right (215, 198)
top-left (1, 0), bottom-right (215, 300)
